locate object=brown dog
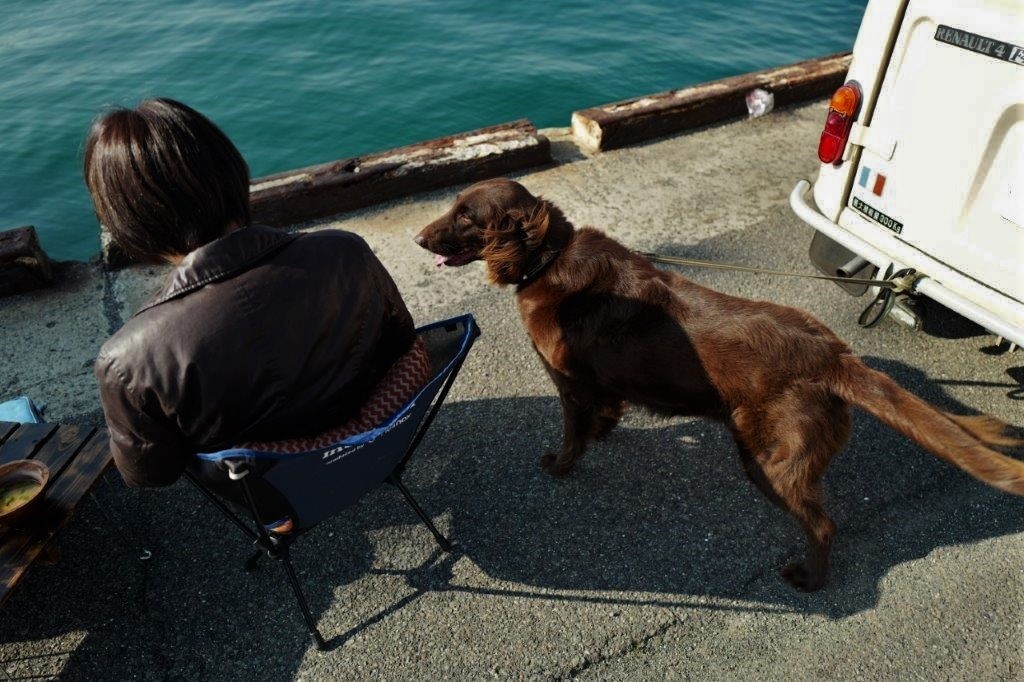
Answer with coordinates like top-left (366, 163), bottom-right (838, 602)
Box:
top-left (415, 178), bottom-right (1024, 591)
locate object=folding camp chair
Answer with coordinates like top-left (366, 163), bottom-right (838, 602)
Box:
top-left (184, 314), bottom-right (480, 649)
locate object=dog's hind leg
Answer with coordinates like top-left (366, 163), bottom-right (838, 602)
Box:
top-left (732, 391), bottom-right (850, 591)
top-left (772, 475), bottom-right (836, 592)
top-left (730, 407), bottom-right (790, 508)
top-left (731, 438), bottom-right (786, 510)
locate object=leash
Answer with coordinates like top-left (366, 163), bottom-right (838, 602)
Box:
top-left (640, 252), bottom-right (923, 329)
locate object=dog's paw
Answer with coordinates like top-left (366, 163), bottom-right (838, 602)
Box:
top-left (539, 453), bottom-right (573, 478)
top-left (780, 561), bottom-right (826, 592)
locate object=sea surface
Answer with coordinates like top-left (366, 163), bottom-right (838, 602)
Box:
top-left (1, 0), bottom-right (867, 261)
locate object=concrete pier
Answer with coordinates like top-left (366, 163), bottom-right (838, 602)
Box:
top-left (0, 100), bottom-right (1021, 679)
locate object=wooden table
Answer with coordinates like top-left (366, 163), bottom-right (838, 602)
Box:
top-left (0, 422), bottom-right (111, 607)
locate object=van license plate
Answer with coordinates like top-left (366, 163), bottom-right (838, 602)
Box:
top-left (851, 197), bottom-right (904, 234)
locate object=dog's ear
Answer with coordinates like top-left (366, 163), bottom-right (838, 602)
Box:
top-left (480, 211), bottom-right (526, 285)
top-left (481, 199), bottom-right (552, 285)
top-left (516, 200), bottom-right (552, 250)
top-left (495, 201), bottom-right (551, 240)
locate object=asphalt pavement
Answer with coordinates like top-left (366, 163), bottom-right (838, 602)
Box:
top-left (0, 100), bottom-right (1021, 680)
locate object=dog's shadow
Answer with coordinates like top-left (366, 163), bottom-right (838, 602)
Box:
top-left (412, 356), bottom-right (1024, 618)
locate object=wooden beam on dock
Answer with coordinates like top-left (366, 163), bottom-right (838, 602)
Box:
top-left (571, 52), bottom-right (852, 153)
top-left (249, 120), bottom-right (552, 228)
top-left (0, 226), bottom-right (52, 296)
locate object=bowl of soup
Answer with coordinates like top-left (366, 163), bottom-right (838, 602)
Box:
top-left (0, 460), bottom-right (49, 525)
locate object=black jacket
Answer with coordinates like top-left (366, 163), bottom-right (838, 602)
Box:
top-left (95, 225), bottom-right (415, 487)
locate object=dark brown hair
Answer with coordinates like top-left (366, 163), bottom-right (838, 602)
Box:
top-left (83, 98), bottom-right (251, 262)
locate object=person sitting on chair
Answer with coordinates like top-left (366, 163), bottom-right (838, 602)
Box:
top-left (86, 98), bottom-right (423, 497)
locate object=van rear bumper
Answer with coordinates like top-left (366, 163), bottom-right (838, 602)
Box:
top-left (790, 180), bottom-right (1024, 348)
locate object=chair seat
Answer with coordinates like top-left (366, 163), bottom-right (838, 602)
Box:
top-left (193, 314), bottom-right (480, 531)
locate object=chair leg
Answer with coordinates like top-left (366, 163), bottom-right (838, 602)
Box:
top-left (277, 548), bottom-right (327, 651)
top-left (239, 477), bottom-right (325, 649)
top-left (185, 470), bottom-right (325, 649)
top-left (387, 474), bottom-right (453, 552)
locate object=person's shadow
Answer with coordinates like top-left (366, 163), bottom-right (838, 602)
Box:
top-left (2, 358), bottom-right (1021, 679)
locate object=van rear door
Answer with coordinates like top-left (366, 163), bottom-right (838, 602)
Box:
top-left (844, 0), bottom-right (1023, 304)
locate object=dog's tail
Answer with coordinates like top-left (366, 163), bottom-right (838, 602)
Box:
top-left (830, 355), bottom-right (1024, 495)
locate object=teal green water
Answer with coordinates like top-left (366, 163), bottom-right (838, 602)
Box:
top-left (1, 1), bottom-right (867, 261)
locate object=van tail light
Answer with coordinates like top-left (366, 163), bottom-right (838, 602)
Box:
top-left (817, 81), bottom-right (862, 164)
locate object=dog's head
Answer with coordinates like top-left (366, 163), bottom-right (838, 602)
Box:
top-left (415, 178), bottom-right (564, 285)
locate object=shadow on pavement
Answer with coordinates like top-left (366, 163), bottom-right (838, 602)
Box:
top-left (426, 362), bottom-right (1023, 619)
top-left (1, 358), bottom-right (1021, 679)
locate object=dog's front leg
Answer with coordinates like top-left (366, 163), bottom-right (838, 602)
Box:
top-left (540, 380), bottom-right (596, 477)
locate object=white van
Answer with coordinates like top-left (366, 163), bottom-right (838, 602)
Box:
top-left (790, 0), bottom-right (1023, 347)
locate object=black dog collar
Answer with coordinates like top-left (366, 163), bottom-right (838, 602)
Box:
top-left (518, 248), bottom-right (561, 288)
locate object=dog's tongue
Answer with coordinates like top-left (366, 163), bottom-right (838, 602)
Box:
top-left (434, 254), bottom-right (448, 268)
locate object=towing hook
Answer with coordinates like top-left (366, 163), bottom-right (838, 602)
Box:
top-left (858, 267), bottom-right (922, 329)
top-left (888, 269), bottom-right (924, 296)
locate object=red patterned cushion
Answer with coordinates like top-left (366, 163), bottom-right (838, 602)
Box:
top-left (239, 337), bottom-right (431, 454)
